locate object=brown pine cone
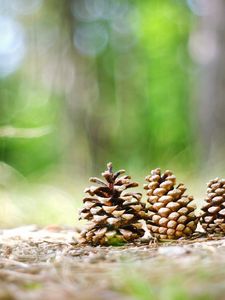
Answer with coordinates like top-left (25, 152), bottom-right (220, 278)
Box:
top-left (79, 162), bottom-right (146, 245)
top-left (200, 178), bottom-right (225, 234)
top-left (144, 168), bottom-right (198, 240)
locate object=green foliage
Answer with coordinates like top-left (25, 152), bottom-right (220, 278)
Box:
top-left (119, 270), bottom-right (214, 300)
top-left (107, 236), bottom-right (126, 246)
top-left (83, 0), bottom-right (196, 172)
top-left (0, 75), bottom-right (62, 175)
top-left (23, 282), bottom-right (42, 291)
top-left (0, 0), bottom-right (197, 176)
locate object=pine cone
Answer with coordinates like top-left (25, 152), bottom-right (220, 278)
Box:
top-left (144, 168), bottom-right (198, 240)
top-left (79, 162), bottom-right (146, 245)
top-left (200, 178), bottom-right (225, 234)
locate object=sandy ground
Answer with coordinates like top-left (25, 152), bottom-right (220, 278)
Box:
top-left (0, 226), bottom-right (225, 300)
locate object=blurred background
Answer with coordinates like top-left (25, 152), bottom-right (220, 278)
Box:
top-left (0, 0), bottom-right (224, 227)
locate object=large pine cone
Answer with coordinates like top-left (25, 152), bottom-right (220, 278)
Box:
top-left (200, 178), bottom-right (225, 234)
top-left (144, 168), bottom-right (198, 240)
top-left (79, 162), bottom-right (146, 245)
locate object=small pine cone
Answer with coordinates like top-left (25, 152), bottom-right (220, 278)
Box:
top-left (79, 162), bottom-right (146, 245)
top-left (144, 168), bottom-right (198, 240)
top-left (200, 178), bottom-right (225, 234)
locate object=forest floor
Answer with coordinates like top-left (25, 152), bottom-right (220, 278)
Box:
top-left (0, 226), bottom-right (225, 300)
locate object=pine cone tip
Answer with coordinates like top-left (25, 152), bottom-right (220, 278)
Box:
top-left (107, 162), bottom-right (113, 172)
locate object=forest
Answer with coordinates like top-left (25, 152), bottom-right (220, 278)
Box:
top-left (0, 1), bottom-right (225, 299)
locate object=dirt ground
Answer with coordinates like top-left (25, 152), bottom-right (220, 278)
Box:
top-left (0, 226), bottom-right (225, 300)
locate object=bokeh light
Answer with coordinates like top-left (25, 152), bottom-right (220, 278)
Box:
top-left (189, 30), bottom-right (218, 65)
top-left (0, 16), bottom-right (26, 77)
top-left (9, 0), bottom-right (43, 15)
top-left (187, 0), bottom-right (211, 16)
top-left (74, 22), bottom-right (108, 57)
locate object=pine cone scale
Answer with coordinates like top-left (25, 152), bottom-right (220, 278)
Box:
top-left (79, 163), bottom-right (146, 245)
top-left (145, 168), bottom-right (198, 240)
top-left (200, 177), bottom-right (225, 234)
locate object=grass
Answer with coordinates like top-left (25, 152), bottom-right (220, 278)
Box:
top-left (118, 269), bottom-right (214, 300)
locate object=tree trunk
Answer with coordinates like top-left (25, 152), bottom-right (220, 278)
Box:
top-left (192, 0), bottom-right (225, 167)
